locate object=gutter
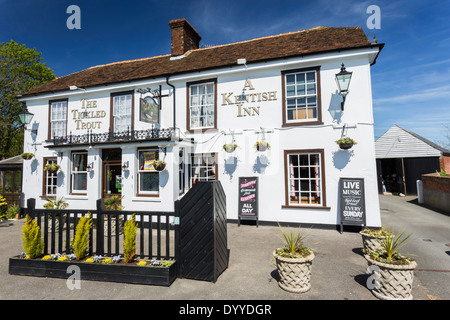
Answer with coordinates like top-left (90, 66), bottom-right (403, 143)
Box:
top-left (166, 76), bottom-right (176, 131)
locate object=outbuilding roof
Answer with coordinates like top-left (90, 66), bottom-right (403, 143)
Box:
top-left (22, 24), bottom-right (382, 98)
top-left (375, 125), bottom-right (450, 159)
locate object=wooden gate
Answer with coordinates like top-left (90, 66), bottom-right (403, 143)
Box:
top-left (176, 180), bottom-right (229, 282)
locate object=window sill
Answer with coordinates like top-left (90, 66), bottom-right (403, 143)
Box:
top-left (282, 205), bottom-right (331, 210)
top-left (282, 120), bottom-right (324, 127)
top-left (132, 196), bottom-right (161, 202)
top-left (185, 128), bottom-right (218, 133)
top-left (39, 195), bottom-right (56, 199)
top-left (65, 194), bottom-right (88, 200)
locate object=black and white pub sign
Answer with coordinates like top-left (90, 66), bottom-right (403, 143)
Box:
top-left (339, 177), bottom-right (366, 232)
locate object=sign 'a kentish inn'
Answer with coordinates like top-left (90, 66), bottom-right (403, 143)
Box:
top-left (221, 79), bottom-right (277, 117)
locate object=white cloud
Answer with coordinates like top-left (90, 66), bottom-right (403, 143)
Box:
top-left (373, 84), bottom-right (450, 104)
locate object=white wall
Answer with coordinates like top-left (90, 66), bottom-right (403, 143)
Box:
top-left (22, 48), bottom-right (381, 227)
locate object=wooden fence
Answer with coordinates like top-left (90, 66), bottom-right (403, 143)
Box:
top-left (24, 181), bottom-right (228, 282)
top-left (25, 198), bottom-right (178, 261)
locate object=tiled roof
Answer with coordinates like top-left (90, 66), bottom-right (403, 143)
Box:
top-left (22, 26), bottom-right (380, 97)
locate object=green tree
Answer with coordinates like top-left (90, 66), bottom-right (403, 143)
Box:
top-left (0, 40), bottom-right (56, 159)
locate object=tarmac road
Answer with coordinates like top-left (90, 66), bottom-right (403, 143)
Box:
top-left (0, 194), bottom-right (448, 303)
top-left (377, 194), bottom-right (450, 300)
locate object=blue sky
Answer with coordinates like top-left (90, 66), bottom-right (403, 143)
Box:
top-left (1, 0), bottom-right (449, 146)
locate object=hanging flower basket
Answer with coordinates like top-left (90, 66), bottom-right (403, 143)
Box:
top-left (336, 137), bottom-right (357, 150)
top-left (20, 153), bottom-right (35, 160)
top-left (152, 160), bottom-right (166, 171)
top-left (43, 163), bottom-right (60, 174)
top-left (223, 143), bottom-right (238, 153)
top-left (255, 141), bottom-right (270, 152)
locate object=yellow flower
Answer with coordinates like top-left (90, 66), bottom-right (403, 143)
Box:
top-left (58, 256), bottom-right (67, 261)
top-left (104, 258), bottom-right (112, 264)
top-left (137, 261), bottom-right (147, 266)
top-left (86, 258), bottom-right (94, 263)
top-left (42, 255), bottom-right (51, 260)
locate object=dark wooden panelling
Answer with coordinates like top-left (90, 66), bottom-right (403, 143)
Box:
top-left (178, 181), bottom-right (228, 282)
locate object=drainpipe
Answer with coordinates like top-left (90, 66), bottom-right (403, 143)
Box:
top-left (166, 76), bottom-right (176, 133)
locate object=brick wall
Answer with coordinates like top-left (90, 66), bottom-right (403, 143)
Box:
top-left (422, 173), bottom-right (450, 213)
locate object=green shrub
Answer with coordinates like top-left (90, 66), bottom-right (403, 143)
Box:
top-left (43, 197), bottom-right (68, 209)
top-left (72, 212), bottom-right (92, 260)
top-left (6, 204), bottom-right (19, 219)
top-left (123, 214), bottom-right (137, 263)
top-left (0, 196), bottom-right (7, 220)
top-left (104, 195), bottom-right (123, 210)
top-left (21, 215), bottom-right (44, 259)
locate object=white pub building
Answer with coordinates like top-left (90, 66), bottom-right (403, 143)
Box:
top-left (19, 18), bottom-right (383, 228)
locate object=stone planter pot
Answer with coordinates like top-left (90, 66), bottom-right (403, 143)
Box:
top-left (360, 231), bottom-right (392, 252)
top-left (365, 254), bottom-right (417, 300)
top-left (273, 249), bottom-right (314, 293)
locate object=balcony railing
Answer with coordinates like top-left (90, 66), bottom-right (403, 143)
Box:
top-left (50, 127), bottom-right (177, 147)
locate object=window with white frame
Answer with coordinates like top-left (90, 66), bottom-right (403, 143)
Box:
top-left (112, 93), bottom-right (132, 133)
top-left (50, 100), bottom-right (67, 139)
top-left (284, 68), bottom-right (320, 124)
top-left (286, 151), bottom-right (324, 206)
top-left (190, 153), bottom-right (217, 186)
top-left (137, 149), bottom-right (159, 195)
top-left (71, 152), bottom-right (87, 194)
top-left (44, 158), bottom-right (57, 197)
top-left (188, 81), bottom-right (215, 130)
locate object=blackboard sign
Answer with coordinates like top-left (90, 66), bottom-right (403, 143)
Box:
top-left (238, 177), bottom-right (258, 227)
top-left (339, 178), bottom-right (366, 232)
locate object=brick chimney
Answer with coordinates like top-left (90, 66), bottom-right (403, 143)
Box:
top-left (169, 18), bottom-right (201, 57)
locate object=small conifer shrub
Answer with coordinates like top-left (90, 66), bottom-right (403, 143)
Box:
top-left (21, 215), bottom-right (44, 259)
top-left (123, 214), bottom-right (137, 263)
top-left (72, 212), bottom-right (93, 260)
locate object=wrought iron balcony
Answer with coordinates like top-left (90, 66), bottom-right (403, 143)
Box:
top-left (49, 127), bottom-right (178, 148)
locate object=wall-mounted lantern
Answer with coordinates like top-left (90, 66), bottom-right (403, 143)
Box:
top-left (122, 161), bottom-right (129, 172)
top-left (335, 63), bottom-right (353, 110)
top-left (19, 108), bottom-right (38, 134)
top-left (86, 162), bottom-right (94, 172)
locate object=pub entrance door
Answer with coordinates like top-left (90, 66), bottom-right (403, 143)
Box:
top-left (102, 149), bottom-right (122, 200)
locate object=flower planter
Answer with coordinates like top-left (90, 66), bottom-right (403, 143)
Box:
top-left (273, 249), bottom-right (314, 293)
top-left (360, 230), bottom-right (392, 252)
top-left (153, 162), bottom-right (166, 171)
top-left (20, 153), bottom-right (34, 160)
top-left (223, 145), bottom-right (237, 153)
top-left (256, 142), bottom-right (270, 152)
top-left (338, 142), bottom-right (354, 150)
top-left (9, 256), bottom-right (177, 286)
top-left (364, 255), bottom-right (417, 300)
